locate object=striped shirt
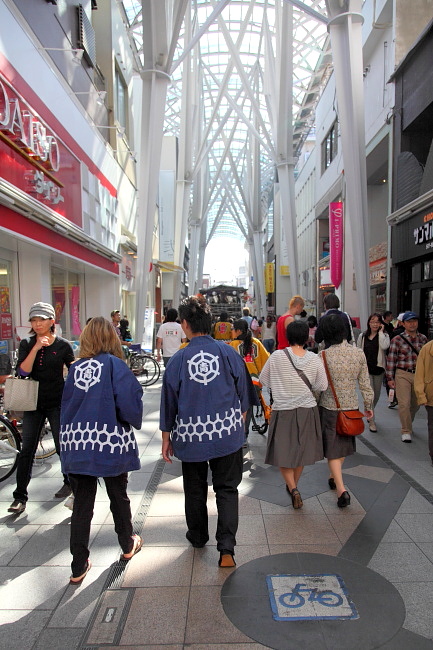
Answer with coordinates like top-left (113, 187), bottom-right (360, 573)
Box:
top-left (259, 348), bottom-right (328, 410)
top-left (385, 332), bottom-right (427, 383)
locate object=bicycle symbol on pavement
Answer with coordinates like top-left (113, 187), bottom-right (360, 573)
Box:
top-left (279, 582), bottom-right (343, 608)
top-left (266, 574), bottom-right (359, 621)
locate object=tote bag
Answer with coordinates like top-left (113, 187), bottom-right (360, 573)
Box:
top-left (3, 377), bottom-right (39, 411)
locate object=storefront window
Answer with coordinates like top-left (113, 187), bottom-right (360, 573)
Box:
top-left (371, 285), bottom-right (386, 314)
top-left (423, 261), bottom-right (433, 280)
top-left (51, 267), bottom-right (83, 341)
top-left (425, 290), bottom-right (433, 340)
top-left (0, 259), bottom-right (13, 351)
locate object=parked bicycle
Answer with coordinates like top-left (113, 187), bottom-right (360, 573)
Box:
top-left (128, 344), bottom-right (161, 386)
top-left (0, 398), bottom-right (56, 483)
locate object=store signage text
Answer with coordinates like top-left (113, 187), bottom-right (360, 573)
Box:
top-left (0, 71), bottom-right (82, 226)
top-left (24, 170), bottom-right (64, 205)
top-left (329, 202), bottom-right (343, 289)
top-left (413, 219), bottom-right (433, 248)
top-left (0, 80), bottom-right (60, 172)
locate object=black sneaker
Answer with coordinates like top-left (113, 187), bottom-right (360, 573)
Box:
top-left (388, 400), bottom-right (398, 408)
top-left (186, 531), bottom-right (208, 548)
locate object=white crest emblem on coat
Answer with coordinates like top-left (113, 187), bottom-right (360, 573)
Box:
top-left (187, 350), bottom-right (220, 385)
top-left (74, 359), bottom-right (103, 392)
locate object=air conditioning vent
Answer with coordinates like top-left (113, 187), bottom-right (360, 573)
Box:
top-left (77, 4), bottom-right (96, 68)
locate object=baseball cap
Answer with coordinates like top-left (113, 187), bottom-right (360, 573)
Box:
top-left (397, 313), bottom-right (405, 322)
top-left (402, 311), bottom-right (419, 322)
top-left (110, 310), bottom-right (120, 318)
top-left (28, 302), bottom-right (55, 320)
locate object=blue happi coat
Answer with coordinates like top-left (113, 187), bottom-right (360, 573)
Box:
top-left (160, 335), bottom-right (251, 462)
top-left (60, 353), bottom-right (143, 477)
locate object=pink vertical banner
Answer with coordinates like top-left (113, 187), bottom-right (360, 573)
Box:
top-left (71, 286), bottom-right (82, 336)
top-left (329, 201), bottom-right (343, 289)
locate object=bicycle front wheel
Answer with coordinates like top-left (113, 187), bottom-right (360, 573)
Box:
top-left (251, 403), bottom-right (268, 435)
top-left (131, 354), bottom-right (160, 386)
top-left (0, 416), bottom-right (20, 482)
top-left (35, 420), bottom-right (56, 460)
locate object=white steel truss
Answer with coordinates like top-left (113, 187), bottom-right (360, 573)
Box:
top-left (123, 0), bottom-right (369, 327)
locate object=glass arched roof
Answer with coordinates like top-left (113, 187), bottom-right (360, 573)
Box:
top-left (120, 0), bottom-right (330, 242)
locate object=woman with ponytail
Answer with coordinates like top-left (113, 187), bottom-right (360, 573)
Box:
top-left (228, 319), bottom-right (269, 439)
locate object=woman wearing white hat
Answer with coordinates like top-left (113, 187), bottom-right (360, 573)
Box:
top-left (8, 302), bottom-right (75, 515)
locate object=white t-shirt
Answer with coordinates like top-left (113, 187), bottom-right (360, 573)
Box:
top-left (156, 322), bottom-right (186, 357)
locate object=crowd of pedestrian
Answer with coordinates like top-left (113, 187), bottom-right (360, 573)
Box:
top-left (2, 292), bottom-right (432, 584)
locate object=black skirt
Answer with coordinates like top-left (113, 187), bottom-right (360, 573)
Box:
top-left (320, 406), bottom-right (356, 459)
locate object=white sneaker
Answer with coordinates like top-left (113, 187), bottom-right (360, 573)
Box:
top-left (64, 495), bottom-right (74, 511)
top-left (401, 433), bottom-right (412, 443)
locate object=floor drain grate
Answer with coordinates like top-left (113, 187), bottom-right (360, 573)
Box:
top-left (78, 457), bottom-right (167, 648)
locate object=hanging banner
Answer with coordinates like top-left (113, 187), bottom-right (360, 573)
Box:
top-left (264, 263), bottom-right (275, 293)
top-left (329, 202), bottom-right (343, 289)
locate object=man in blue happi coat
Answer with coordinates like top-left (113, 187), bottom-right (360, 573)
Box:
top-left (160, 295), bottom-right (253, 567)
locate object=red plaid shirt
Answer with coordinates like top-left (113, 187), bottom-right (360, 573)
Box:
top-left (385, 332), bottom-right (427, 382)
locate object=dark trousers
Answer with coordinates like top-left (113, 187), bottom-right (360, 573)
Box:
top-left (181, 448), bottom-right (243, 553)
top-left (69, 472), bottom-right (133, 577)
top-left (13, 406), bottom-right (68, 503)
top-left (425, 406), bottom-right (433, 460)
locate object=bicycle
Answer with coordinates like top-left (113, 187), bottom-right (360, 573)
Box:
top-left (128, 344), bottom-right (161, 386)
top-left (0, 398), bottom-right (57, 483)
top-left (251, 388), bottom-right (272, 435)
top-left (0, 412), bottom-right (20, 482)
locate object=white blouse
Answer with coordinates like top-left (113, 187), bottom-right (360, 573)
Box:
top-left (260, 348), bottom-right (328, 410)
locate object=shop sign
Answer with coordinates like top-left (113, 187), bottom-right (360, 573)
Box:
top-left (413, 211), bottom-right (433, 247)
top-left (369, 260), bottom-right (386, 286)
top-left (264, 262), bottom-right (275, 293)
top-left (329, 202), bottom-right (343, 289)
top-left (280, 265), bottom-right (290, 276)
top-left (0, 73), bottom-right (82, 226)
top-left (0, 312), bottom-right (13, 339)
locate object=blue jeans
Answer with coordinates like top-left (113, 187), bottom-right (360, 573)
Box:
top-left (262, 339), bottom-right (275, 353)
top-left (13, 406), bottom-right (69, 503)
top-left (182, 448), bottom-right (243, 553)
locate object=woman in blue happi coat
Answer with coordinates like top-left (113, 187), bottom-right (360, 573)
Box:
top-left (60, 317), bottom-right (143, 584)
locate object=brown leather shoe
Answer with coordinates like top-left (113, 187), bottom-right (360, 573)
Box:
top-left (8, 500), bottom-right (26, 514)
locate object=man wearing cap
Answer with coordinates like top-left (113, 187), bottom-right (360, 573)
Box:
top-left (386, 312), bottom-right (427, 442)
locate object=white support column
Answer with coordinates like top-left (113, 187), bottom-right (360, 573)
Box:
top-left (135, 0), bottom-right (188, 341)
top-left (135, 71), bottom-right (170, 343)
top-left (173, 6), bottom-right (194, 305)
top-left (325, 0), bottom-right (370, 326)
top-left (276, 1), bottom-right (299, 296)
top-left (263, 0), bottom-right (299, 296)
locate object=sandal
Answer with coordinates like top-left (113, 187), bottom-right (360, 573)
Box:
top-left (218, 550), bottom-right (236, 567)
top-left (121, 534), bottom-right (143, 561)
top-left (290, 488), bottom-right (303, 509)
top-left (70, 561), bottom-right (92, 585)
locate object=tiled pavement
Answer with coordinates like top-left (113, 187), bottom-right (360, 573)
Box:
top-left (0, 375), bottom-right (433, 649)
